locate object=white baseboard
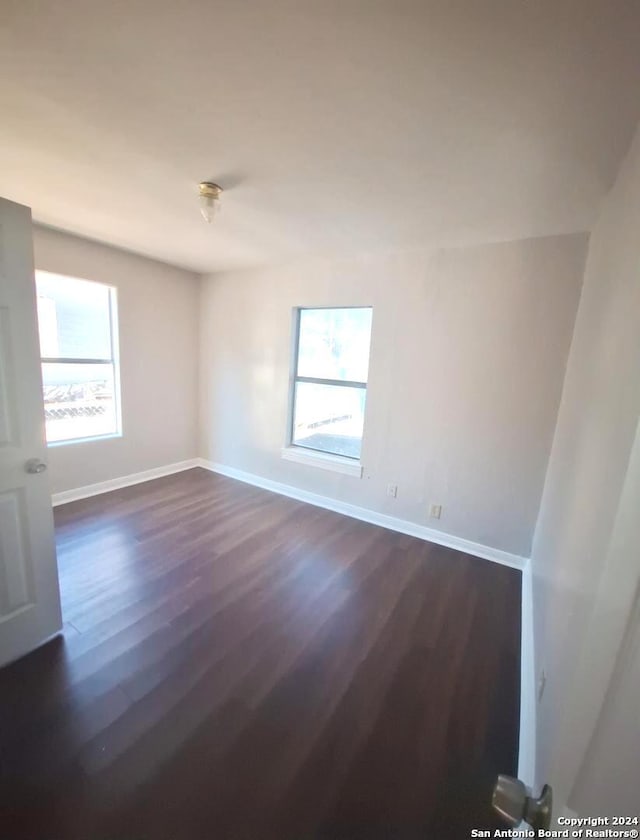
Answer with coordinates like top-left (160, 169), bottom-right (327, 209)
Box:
top-left (518, 561), bottom-right (537, 788)
top-left (196, 458), bottom-right (527, 570)
top-left (51, 459), bottom-right (201, 506)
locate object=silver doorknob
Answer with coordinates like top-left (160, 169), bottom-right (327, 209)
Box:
top-left (25, 458), bottom-right (47, 474)
top-left (492, 775), bottom-right (553, 830)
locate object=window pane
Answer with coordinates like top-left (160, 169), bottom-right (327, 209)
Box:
top-left (297, 307), bottom-right (372, 382)
top-left (292, 381), bottom-right (365, 459)
top-left (36, 271), bottom-right (113, 360)
top-left (42, 362), bottom-right (118, 443)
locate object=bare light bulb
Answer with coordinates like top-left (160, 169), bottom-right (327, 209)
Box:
top-left (200, 195), bottom-right (219, 223)
top-left (198, 182), bottom-right (223, 223)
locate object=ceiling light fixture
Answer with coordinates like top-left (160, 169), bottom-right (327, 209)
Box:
top-left (198, 181), bottom-right (223, 223)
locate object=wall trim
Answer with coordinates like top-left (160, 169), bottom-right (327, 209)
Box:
top-left (518, 561), bottom-right (537, 788)
top-left (196, 458), bottom-right (528, 570)
top-left (51, 459), bottom-right (200, 506)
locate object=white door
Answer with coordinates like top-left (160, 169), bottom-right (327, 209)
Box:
top-left (548, 415), bottom-right (640, 818)
top-left (570, 588), bottom-right (640, 813)
top-left (0, 198), bottom-right (62, 667)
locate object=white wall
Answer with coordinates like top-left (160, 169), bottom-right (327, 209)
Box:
top-left (199, 234), bottom-right (586, 557)
top-left (33, 226), bottom-right (200, 493)
top-left (530, 124), bottom-right (640, 810)
top-left (570, 418), bottom-right (640, 814)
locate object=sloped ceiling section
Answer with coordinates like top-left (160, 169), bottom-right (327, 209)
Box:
top-left (1, 0), bottom-right (640, 272)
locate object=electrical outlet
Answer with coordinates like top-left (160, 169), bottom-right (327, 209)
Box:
top-left (538, 669), bottom-right (547, 702)
top-left (387, 484), bottom-right (398, 499)
top-left (429, 504), bottom-right (442, 519)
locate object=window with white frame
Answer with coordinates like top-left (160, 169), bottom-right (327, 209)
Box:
top-left (35, 271), bottom-right (121, 445)
top-left (289, 306), bottom-right (372, 461)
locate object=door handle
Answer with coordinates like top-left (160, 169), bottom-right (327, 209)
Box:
top-left (25, 458), bottom-right (47, 474)
top-left (492, 775), bottom-right (553, 830)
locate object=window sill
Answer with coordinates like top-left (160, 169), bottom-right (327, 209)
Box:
top-left (281, 446), bottom-right (363, 477)
top-left (47, 432), bottom-right (122, 448)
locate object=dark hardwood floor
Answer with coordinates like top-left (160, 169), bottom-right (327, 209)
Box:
top-left (0, 468), bottom-right (521, 839)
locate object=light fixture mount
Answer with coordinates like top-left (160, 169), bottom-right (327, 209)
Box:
top-left (198, 181), bottom-right (223, 223)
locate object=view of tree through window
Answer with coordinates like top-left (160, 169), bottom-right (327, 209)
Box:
top-left (291, 307), bottom-right (372, 459)
top-left (35, 271), bottom-right (120, 444)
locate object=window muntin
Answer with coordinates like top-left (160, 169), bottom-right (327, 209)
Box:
top-left (36, 271), bottom-right (121, 445)
top-left (290, 307), bottom-right (372, 460)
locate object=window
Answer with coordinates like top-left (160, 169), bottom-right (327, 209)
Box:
top-left (288, 306), bottom-right (372, 463)
top-left (35, 271), bottom-right (121, 445)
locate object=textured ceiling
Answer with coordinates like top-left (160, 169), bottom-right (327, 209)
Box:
top-left (1, 0), bottom-right (640, 272)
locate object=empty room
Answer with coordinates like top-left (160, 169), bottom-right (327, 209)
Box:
top-left (1, 1), bottom-right (639, 837)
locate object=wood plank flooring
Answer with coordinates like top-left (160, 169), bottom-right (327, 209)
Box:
top-left (0, 468), bottom-right (521, 839)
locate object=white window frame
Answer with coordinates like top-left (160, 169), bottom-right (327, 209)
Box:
top-left (36, 270), bottom-right (122, 447)
top-left (282, 306), bottom-right (371, 477)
